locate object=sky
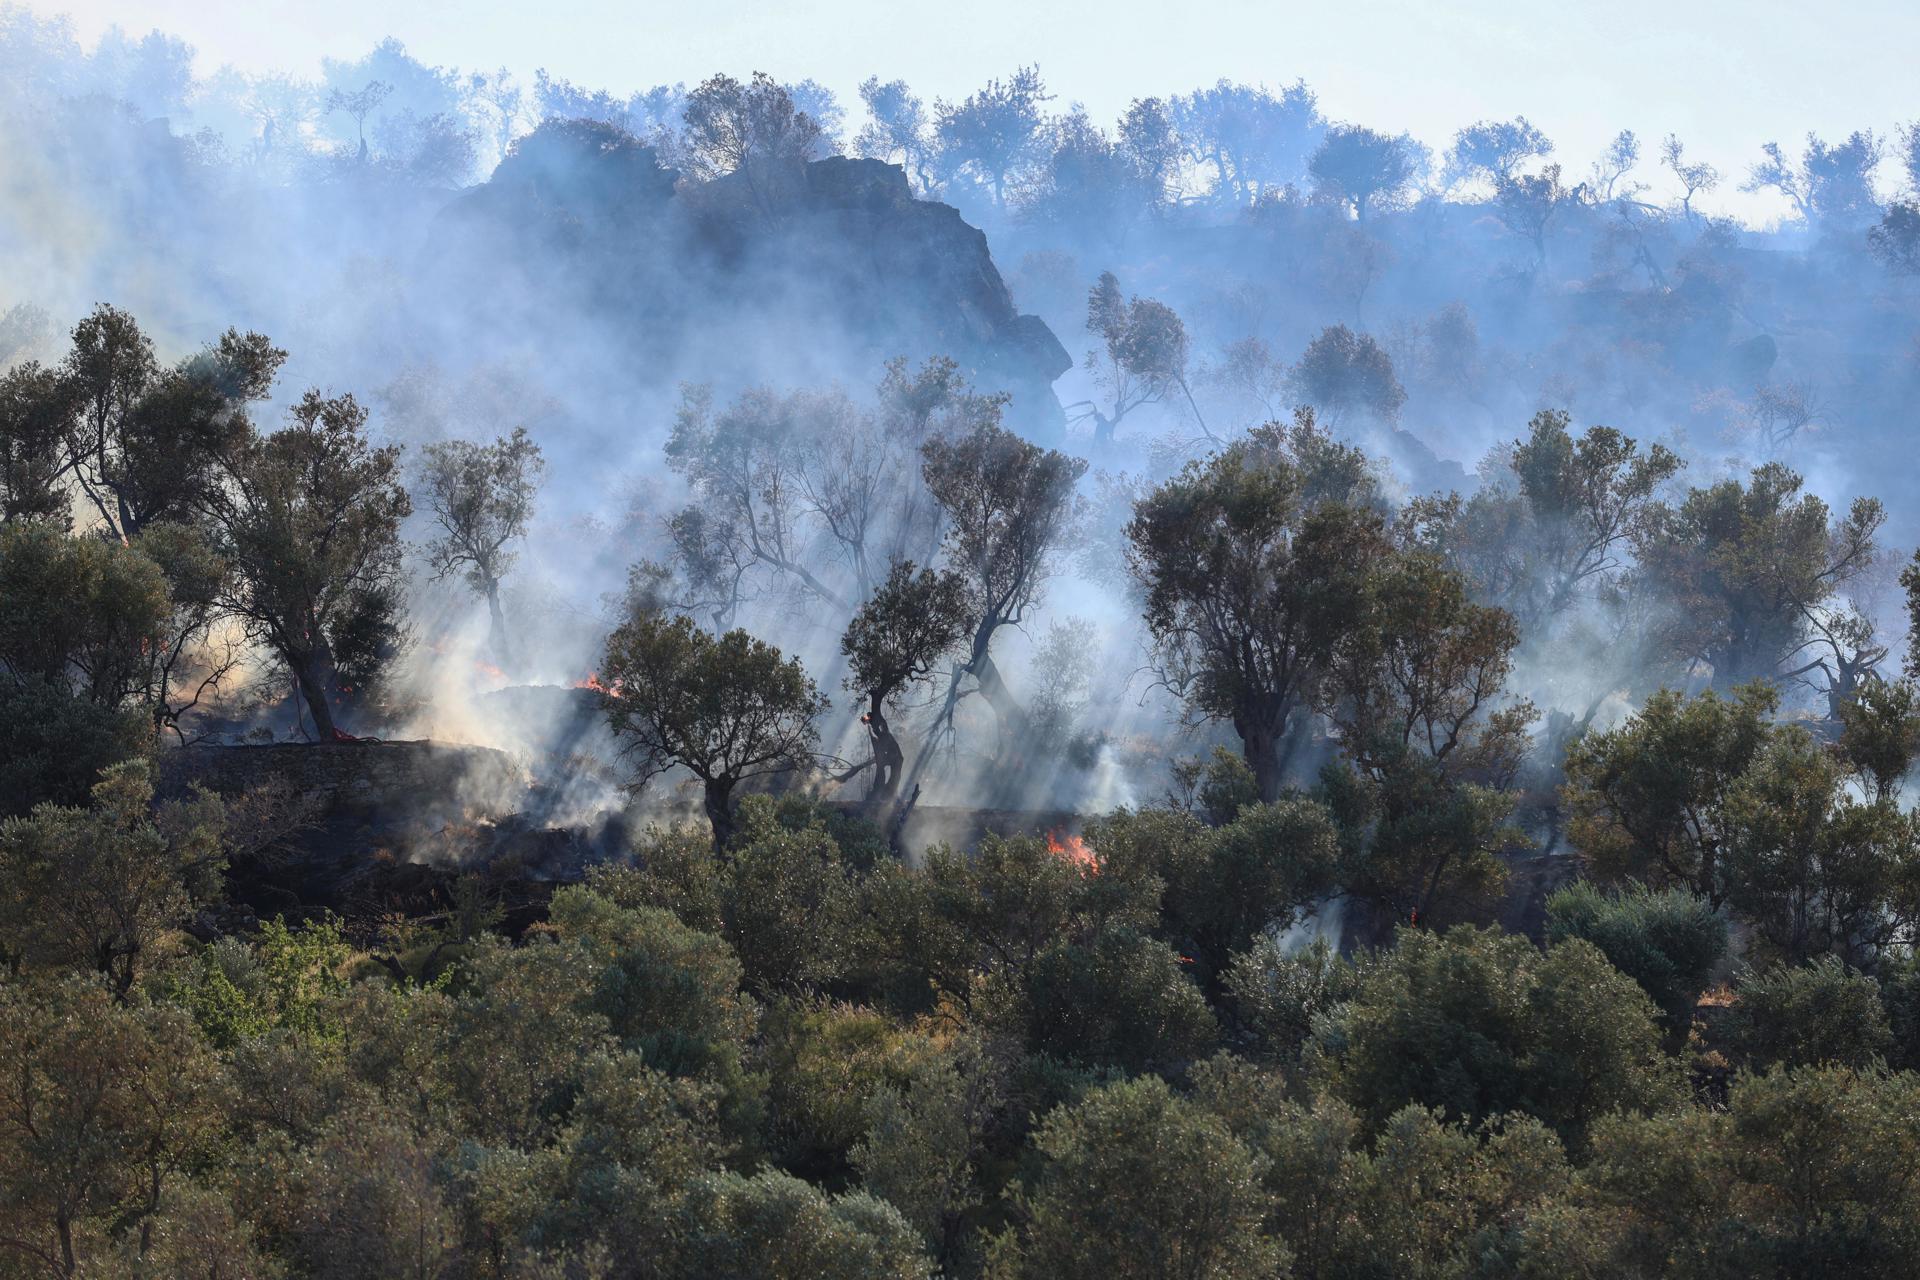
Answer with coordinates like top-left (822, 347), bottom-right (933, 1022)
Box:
top-left (25, 0), bottom-right (1920, 222)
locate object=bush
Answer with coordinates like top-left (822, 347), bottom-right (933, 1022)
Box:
top-left (1546, 879), bottom-right (1727, 1034)
top-left (1723, 957), bottom-right (1893, 1070)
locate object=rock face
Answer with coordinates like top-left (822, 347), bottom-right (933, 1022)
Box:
top-left (426, 122), bottom-right (1069, 432)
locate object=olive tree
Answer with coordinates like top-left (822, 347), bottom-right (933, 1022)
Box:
top-left (600, 608), bottom-right (827, 846)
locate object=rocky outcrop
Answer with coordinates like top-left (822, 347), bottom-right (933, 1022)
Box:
top-left (425, 122), bottom-right (1069, 432)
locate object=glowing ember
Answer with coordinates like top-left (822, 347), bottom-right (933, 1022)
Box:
top-left (1046, 829), bottom-right (1099, 873)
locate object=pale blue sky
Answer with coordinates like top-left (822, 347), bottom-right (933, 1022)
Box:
top-left (34, 0), bottom-right (1920, 222)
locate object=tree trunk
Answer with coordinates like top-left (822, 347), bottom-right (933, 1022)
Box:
top-left (704, 777), bottom-right (737, 849)
top-left (485, 579), bottom-right (513, 669)
top-left (1238, 700), bottom-right (1297, 803)
top-left (972, 649), bottom-right (1027, 757)
top-left (864, 694), bottom-right (904, 810)
top-left (294, 647), bottom-right (341, 741)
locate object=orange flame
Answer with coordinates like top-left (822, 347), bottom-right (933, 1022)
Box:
top-left (1046, 829), bottom-right (1099, 874)
top-left (472, 659), bottom-right (508, 687)
top-left (573, 671), bottom-right (610, 693)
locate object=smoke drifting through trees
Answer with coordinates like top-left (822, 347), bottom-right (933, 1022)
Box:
top-left (6, 11), bottom-right (1920, 833)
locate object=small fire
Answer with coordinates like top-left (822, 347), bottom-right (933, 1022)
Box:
top-left (472, 659), bottom-right (508, 688)
top-left (1046, 829), bottom-right (1099, 874)
top-left (573, 671), bottom-right (610, 693)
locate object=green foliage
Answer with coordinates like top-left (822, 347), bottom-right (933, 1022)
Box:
top-left (1565, 681), bottom-right (1779, 905)
top-left (1635, 461), bottom-right (1882, 688)
top-left (1125, 411), bottom-right (1382, 798)
top-left (0, 761), bottom-right (224, 997)
top-left (1002, 1074), bottom-right (1281, 1280)
top-left (206, 388), bottom-right (411, 737)
top-left (1318, 925), bottom-right (1679, 1147)
top-left (600, 610), bottom-right (827, 846)
top-left (1224, 935), bottom-right (1367, 1062)
top-left (0, 521), bottom-right (171, 705)
top-left (853, 1039), bottom-right (1000, 1259)
top-left (1546, 879), bottom-right (1727, 1033)
top-left (1723, 957), bottom-right (1893, 1070)
top-left (1583, 1066), bottom-right (1920, 1279)
top-left (171, 916), bottom-right (352, 1048)
top-left (1000, 924), bottom-right (1218, 1073)
top-left (0, 674), bottom-right (151, 815)
top-left (720, 799), bottom-right (863, 993)
top-left (678, 1169), bottom-right (934, 1279)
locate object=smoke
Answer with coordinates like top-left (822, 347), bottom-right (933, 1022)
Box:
top-left (7, 12), bottom-right (1920, 834)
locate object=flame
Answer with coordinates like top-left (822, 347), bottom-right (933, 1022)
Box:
top-left (573, 671), bottom-right (612, 693)
top-left (472, 659), bottom-right (508, 688)
top-left (1046, 829), bottom-right (1099, 874)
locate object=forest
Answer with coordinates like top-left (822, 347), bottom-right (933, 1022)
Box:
top-left (8, 6), bottom-right (1920, 1277)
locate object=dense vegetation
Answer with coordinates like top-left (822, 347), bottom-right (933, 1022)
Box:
top-left (11, 12), bottom-right (1920, 1278)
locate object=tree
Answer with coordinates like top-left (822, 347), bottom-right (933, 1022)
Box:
top-left (1661, 133), bottom-right (1720, 222)
top-left (1089, 798), bottom-right (1341, 983)
top-left (57, 306), bottom-right (285, 543)
top-left (599, 609), bottom-right (826, 846)
top-left (325, 79), bottom-right (393, 162)
top-left (1445, 116), bottom-right (1553, 191)
top-left (1565, 682), bottom-right (1778, 908)
top-left (0, 522), bottom-right (169, 710)
top-left (0, 764), bottom-right (224, 999)
top-left (910, 421), bottom-right (1085, 781)
top-left (1127, 412), bottom-right (1382, 798)
top-left (1868, 201), bottom-right (1920, 275)
top-left (1546, 880), bottom-right (1728, 1036)
top-left (418, 426), bottom-right (544, 665)
top-left (1723, 958), bottom-right (1893, 1070)
top-left (855, 78), bottom-right (935, 193)
top-left (1071, 272), bottom-right (1205, 446)
top-left (1010, 924), bottom-right (1220, 1073)
top-left (931, 66), bottom-right (1051, 210)
top-left (1745, 130), bottom-right (1885, 229)
top-left (1321, 926), bottom-right (1679, 1148)
top-left (0, 980), bottom-right (229, 1279)
top-left (681, 72), bottom-right (828, 217)
top-left (1587, 129), bottom-right (1642, 203)
top-left (1494, 164), bottom-right (1570, 266)
top-left (1836, 676), bottom-right (1920, 804)
top-left (1169, 79), bottom-right (1325, 205)
top-left (666, 362), bottom-right (976, 624)
top-left (840, 563), bottom-right (970, 808)
top-left (1718, 728), bottom-right (1919, 966)
top-left (1309, 124), bottom-right (1424, 220)
top-left (677, 1169), bottom-right (932, 1279)
top-left (1415, 408), bottom-right (1682, 634)
top-left (852, 1042), bottom-right (998, 1262)
top-left (0, 361), bottom-right (69, 524)
top-left (1634, 462), bottom-right (1882, 690)
top-left (1289, 324), bottom-right (1406, 423)
top-left (1000, 1075), bottom-right (1280, 1280)
top-left (207, 390), bottom-right (411, 740)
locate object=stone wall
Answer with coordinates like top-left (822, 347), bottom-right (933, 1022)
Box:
top-left (160, 740), bottom-right (527, 820)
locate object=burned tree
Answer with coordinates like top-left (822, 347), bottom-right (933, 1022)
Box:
top-left (599, 609), bottom-right (827, 847)
top-left (418, 426), bottom-right (545, 665)
top-left (207, 391), bottom-right (411, 740)
top-left (840, 562), bottom-right (970, 809)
